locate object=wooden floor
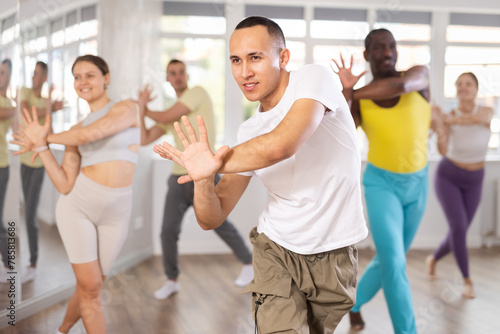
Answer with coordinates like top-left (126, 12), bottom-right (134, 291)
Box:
top-left (2, 246), bottom-right (499, 334)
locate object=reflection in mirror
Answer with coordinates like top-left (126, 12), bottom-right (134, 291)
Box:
top-left (11, 3), bottom-right (157, 328)
top-left (0, 0), bottom-right (21, 320)
top-left (17, 0), bottom-right (95, 302)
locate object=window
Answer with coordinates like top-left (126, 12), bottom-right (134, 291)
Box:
top-left (311, 8), bottom-right (369, 40)
top-left (64, 11), bottom-right (79, 44)
top-left (312, 8), bottom-right (368, 89)
top-left (161, 2), bottom-right (226, 144)
top-left (1, 14), bottom-right (16, 46)
top-left (154, 3), bottom-right (500, 158)
top-left (245, 5), bottom-right (305, 39)
top-left (444, 13), bottom-right (500, 153)
top-left (374, 10), bottom-right (432, 69)
top-left (447, 13), bottom-right (500, 44)
top-left (50, 18), bottom-right (64, 48)
top-left (162, 1), bottom-right (225, 35)
top-left (79, 5), bottom-right (98, 40)
top-left (161, 16), bottom-right (225, 35)
top-left (22, 5), bottom-right (99, 132)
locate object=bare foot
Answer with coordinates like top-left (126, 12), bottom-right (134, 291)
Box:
top-left (425, 255), bottom-right (438, 281)
top-left (349, 311), bottom-right (365, 331)
top-left (462, 279), bottom-right (475, 299)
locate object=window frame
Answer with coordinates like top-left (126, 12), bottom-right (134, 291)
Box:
top-left (443, 12), bottom-right (500, 156)
top-left (21, 4), bottom-right (99, 133)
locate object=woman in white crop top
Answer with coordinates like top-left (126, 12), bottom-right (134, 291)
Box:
top-left (12, 55), bottom-right (140, 334)
top-left (427, 72), bottom-right (493, 300)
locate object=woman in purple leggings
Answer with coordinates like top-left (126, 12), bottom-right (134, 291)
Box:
top-left (427, 72), bottom-right (493, 299)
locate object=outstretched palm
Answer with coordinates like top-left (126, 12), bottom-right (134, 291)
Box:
top-left (11, 106), bottom-right (51, 155)
top-left (331, 53), bottom-right (367, 90)
top-left (153, 115), bottom-right (229, 184)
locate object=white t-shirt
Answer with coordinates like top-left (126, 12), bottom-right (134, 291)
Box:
top-left (237, 64), bottom-right (368, 254)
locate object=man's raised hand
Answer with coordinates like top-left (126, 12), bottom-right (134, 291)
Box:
top-left (331, 53), bottom-right (367, 90)
top-left (153, 115), bottom-right (230, 184)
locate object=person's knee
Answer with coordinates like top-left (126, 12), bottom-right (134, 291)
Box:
top-left (161, 224), bottom-right (180, 239)
top-left (450, 224), bottom-right (467, 238)
top-left (380, 256), bottom-right (407, 276)
top-left (77, 278), bottom-right (103, 300)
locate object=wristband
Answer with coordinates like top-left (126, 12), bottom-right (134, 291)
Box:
top-left (34, 145), bottom-right (49, 153)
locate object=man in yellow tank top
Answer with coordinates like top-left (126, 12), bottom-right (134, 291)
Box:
top-left (333, 28), bottom-right (430, 334)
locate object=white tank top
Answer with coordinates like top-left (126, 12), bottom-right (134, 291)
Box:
top-left (78, 101), bottom-right (140, 167)
top-left (446, 105), bottom-right (491, 163)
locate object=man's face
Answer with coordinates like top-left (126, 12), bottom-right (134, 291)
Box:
top-left (229, 25), bottom-right (284, 105)
top-left (32, 64), bottom-right (47, 89)
top-left (0, 63), bottom-right (10, 90)
top-left (166, 62), bottom-right (188, 92)
top-left (364, 31), bottom-right (398, 77)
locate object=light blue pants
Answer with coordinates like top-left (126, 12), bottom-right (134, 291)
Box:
top-left (352, 163), bottom-right (428, 334)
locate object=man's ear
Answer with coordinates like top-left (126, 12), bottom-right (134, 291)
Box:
top-left (279, 48), bottom-right (290, 69)
top-left (363, 50), bottom-right (368, 61)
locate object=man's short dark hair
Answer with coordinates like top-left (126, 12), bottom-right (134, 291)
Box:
top-left (167, 59), bottom-right (186, 69)
top-left (35, 61), bottom-right (48, 76)
top-left (235, 16), bottom-right (286, 51)
top-left (364, 28), bottom-right (393, 50)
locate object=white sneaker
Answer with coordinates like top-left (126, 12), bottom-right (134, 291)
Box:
top-left (154, 280), bottom-right (179, 300)
top-left (234, 264), bottom-right (254, 287)
top-left (22, 266), bottom-right (37, 284)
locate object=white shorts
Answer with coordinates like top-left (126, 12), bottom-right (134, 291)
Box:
top-left (55, 172), bottom-right (132, 275)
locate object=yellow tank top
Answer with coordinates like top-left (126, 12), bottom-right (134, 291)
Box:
top-left (360, 91), bottom-right (430, 173)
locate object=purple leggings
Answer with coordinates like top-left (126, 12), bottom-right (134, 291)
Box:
top-left (433, 158), bottom-right (484, 278)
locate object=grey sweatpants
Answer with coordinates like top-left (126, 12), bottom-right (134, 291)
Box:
top-left (0, 166), bottom-right (9, 268)
top-left (21, 164), bottom-right (45, 267)
top-left (161, 174), bottom-right (252, 279)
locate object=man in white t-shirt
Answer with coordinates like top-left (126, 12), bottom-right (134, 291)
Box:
top-left (154, 16), bottom-right (368, 333)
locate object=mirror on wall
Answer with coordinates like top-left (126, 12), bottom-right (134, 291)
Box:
top-left (15, 0), bottom-right (156, 309)
top-left (0, 0), bottom-right (21, 321)
top-left (17, 0), bottom-right (76, 304)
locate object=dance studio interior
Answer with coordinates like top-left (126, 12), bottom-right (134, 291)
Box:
top-left (0, 0), bottom-right (499, 333)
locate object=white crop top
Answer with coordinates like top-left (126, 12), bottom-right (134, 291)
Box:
top-left (446, 105), bottom-right (491, 164)
top-left (78, 101), bottom-right (140, 167)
